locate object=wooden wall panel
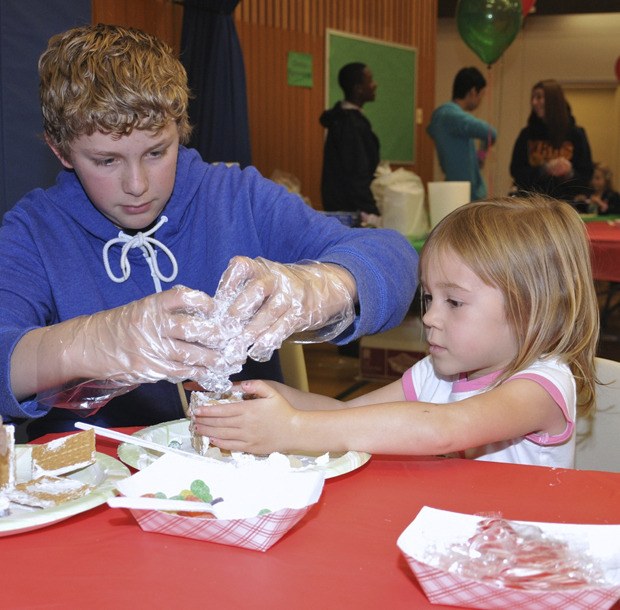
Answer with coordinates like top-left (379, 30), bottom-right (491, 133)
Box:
top-left (91, 0), bottom-right (436, 210)
top-left (235, 0), bottom-right (437, 209)
top-left (92, 0), bottom-right (183, 52)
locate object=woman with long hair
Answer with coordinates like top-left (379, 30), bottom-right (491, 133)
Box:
top-left (510, 79), bottom-right (593, 202)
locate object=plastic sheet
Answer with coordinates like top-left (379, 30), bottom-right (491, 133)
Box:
top-left (436, 516), bottom-right (607, 590)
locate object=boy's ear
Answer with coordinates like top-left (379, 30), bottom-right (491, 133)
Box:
top-left (45, 134), bottom-right (74, 170)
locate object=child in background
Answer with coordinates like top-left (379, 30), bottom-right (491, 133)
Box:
top-left (194, 196), bottom-right (599, 468)
top-left (584, 163), bottom-right (620, 215)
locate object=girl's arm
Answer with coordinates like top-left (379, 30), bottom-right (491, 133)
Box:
top-left (258, 377), bottom-right (404, 411)
top-left (193, 376), bottom-right (566, 456)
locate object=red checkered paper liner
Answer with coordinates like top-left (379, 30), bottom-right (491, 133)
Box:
top-left (397, 507), bottom-right (620, 610)
top-left (130, 505), bottom-right (311, 552)
top-left (403, 555), bottom-right (620, 609)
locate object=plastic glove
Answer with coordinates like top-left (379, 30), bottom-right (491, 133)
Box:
top-left (31, 285), bottom-right (243, 409)
top-left (36, 380), bottom-right (139, 413)
top-left (214, 256), bottom-right (357, 362)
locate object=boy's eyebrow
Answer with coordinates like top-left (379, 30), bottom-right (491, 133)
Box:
top-left (89, 136), bottom-right (174, 156)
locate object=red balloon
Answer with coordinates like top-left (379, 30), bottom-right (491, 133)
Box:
top-left (522, 0), bottom-right (536, 17)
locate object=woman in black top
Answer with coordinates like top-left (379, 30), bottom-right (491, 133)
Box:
top-left (510, 79), bottom-right (593, 202)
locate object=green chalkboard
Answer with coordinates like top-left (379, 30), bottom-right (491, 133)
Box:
top-left (326, 30), bottom-right (417, 164)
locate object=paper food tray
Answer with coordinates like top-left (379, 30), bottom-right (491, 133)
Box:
top-left (397, 506), bottom-right (620, 610)
top-left (114, 452), bottom-right (324, 552)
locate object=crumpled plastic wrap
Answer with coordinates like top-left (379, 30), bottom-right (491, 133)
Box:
top-left (35, 258), bottom-right (355, 410)
top-left (36, 380), bottom-right (138, 414)
top-left (213, 256), bottom-right (356, 362)
top-left (433, 517), bottom-right (607, 590)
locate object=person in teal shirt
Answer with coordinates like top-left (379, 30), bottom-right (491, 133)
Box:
top-left (427, 67), bottom-right (497, 201)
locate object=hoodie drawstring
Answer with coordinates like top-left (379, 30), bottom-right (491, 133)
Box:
top-left (102, 216), bottom-right (178, 293)
top-left (101, 215), bottom-right (189, 413)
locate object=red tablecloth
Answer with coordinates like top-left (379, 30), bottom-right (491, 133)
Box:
top-left (4, 431), bottom-right (620, 609)
top-left (587, 221), bottom-right (620, 283)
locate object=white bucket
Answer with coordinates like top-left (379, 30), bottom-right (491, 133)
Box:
top-left (427, 181), bottom-right (471, 228)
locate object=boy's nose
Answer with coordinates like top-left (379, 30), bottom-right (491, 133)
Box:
top-left (123, 164), bottom-right (148, 197)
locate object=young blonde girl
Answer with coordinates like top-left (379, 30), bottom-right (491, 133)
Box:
top-left (587, 163), bottom-right (620, 215)
top-left (194, 196), bottom-right (599, 468)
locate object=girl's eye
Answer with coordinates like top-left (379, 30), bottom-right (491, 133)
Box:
top-left (96, 158), bottom-right (115, 167)
top-left (447, 299), bottom-right (463, 308)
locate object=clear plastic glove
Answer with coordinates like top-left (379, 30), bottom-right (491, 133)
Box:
top-left (215, 257), bottom-right (357, 362)
top-left (31, 285), bottom-right (243, 409)
top-left (36, 380), bottom-right (139, 413)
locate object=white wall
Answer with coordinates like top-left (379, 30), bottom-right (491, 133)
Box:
top-left (434, 13), bottom-right (620, 197)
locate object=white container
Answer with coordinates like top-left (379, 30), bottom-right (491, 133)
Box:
top-left (427, 181), bottom-right (471, 228)
top-left (398, 506), bottom-right (620, 609)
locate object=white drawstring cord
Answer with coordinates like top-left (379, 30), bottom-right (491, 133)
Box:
top-left (101, 215), bottom-right (188, 412)
top-left (102, 216), bottom-right (178, 291)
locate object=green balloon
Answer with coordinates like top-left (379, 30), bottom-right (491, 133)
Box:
top-left (456, 0), bottom-right (522, 66)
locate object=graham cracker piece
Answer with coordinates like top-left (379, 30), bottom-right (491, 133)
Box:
top-left (9, 475), bottom-right (92, 509)
top-left (188, 391), bottom-right (246, 456)
top-left (31, 428), bottom-right (96, 477)
top-left (0, 425), bottom-right (16, 492)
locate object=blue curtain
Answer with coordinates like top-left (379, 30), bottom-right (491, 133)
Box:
top-left (180, 0), bottom-right (252, 167)
top-left (0, 0), bottom-right (90, 219)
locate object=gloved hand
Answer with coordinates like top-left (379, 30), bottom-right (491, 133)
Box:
top-left (32, 285), bottom-right (244, 409)
top-left (214, 256), bottom-right (357, 362)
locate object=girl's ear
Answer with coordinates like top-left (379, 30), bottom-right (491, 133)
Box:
top-left (45, 134), bottom-right (74, 170)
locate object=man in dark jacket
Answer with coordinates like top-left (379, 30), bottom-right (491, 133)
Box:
top-left (320, 63), bottom-right (380, 218)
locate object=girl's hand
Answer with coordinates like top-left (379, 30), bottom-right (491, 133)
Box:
top-left (591, 194), bottom-right (608, 213)
top-left (191, 379), bottom-right (300, 454)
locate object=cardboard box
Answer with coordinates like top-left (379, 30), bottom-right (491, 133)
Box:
top-left (360, 316), bottom-right (427, 381)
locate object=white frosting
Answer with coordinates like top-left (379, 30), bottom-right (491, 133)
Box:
top-left (44, 436), bottom-right (71, 451)
top-left (23, 477), bottom-right (86, 494)
top-left (32, 459), bottom-right (93, 478)
top-left (1, 425), bottom-right (16, 491)
top-left (9, 476), bottom-right (90, 509)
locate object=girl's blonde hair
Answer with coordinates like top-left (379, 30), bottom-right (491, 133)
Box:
top-left (420, 195), bottom-right (599, 413)
top-left (39, 23), bottom-right (192, 157)
top-left (593, 162), bottom-right (615, 192)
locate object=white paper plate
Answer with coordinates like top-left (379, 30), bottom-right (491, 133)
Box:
top-left (117, 418), bottom-right (370, 479)
top-left (0, 446), bottom-right (130, 537)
